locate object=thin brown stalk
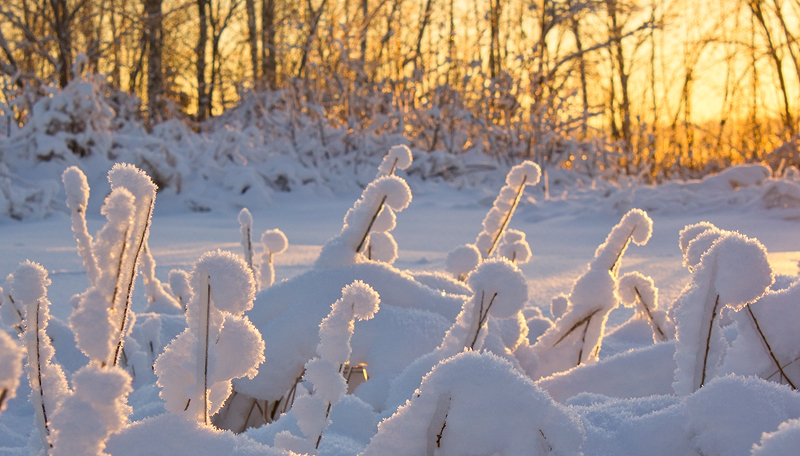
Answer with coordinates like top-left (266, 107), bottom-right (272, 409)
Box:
top-left (487, 176), bottom-right (527, 257)
top-left (389, 157), bottom-right (399, 175)
top-left (552, 308), bottom-right (602, 347)
top-left (746, 304), bottom-right (796, 389)
top-left (468, 291), bottom-right (498, 349)
top-left (766, 354), bottom-right (800, 382)
top-left (33, 300), bottom-right (52, 450)
top-left (609, 227), bottom-right (636, 276)
top-left (355, 195), bottom-right (387, 253)
top-left (633, 286), bottom-right (667, 342)
top-left (203, 280), bottom-right (210, 424)
top-left (700, 294), bottom-right (720, 388)
top-left (0, 388), bottom-right (7, 411)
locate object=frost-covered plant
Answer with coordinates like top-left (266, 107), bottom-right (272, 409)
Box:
top-left (141, 244), bottom-right (183, 314)
top-left (0, 330), bottom-right (24, 415)
top-left (261, 229), bottom-right (288, 288)
top-left (444, 244), bottom-right (481, 281)
top-left (497, 229), bottom-right (532, 264)
top-left (274, 281), bottom-right (380, 454)
top-left (155, 250), bottom-right (265, 424)
top-left (475, 161), bottom-right (541, 259)
top-left (363, 351), bottom-right (584, 456)
top-left (672, 233), bottom-right (773, 395)
top-left (63, 167), bottom-right (100, 285)
top-left (385, 258), bottom-right (527, 412)
top-left (618, 272), bottom-right (671, 342)
top-left (239, 208), bottom-right (258, 285)
top-left (522, 209), bottom-right (652, 380)
top-left (168, 269), bottom-right (192, 311)
top-left (315, 175), bottom-right (412, 268)
top-left (13, 261), bottom-right (70, 453)
top-left (377, 144), bottom-right (413, 176)
top-left (720, 270), bottom-right (800, 390)
top-left (0, 274), bottom-right (25, 333)
top-left (679, 222), bottom-right (722, 271)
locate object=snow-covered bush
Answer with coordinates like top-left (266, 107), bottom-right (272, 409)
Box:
top-left (475, 161), bottom-right (541, 258)
top-left (274, 281), bottom-right (380, 454)
top-left (261, 229), bottom-right (289, 288)
top-left (672, 233), bottom-right (773, 395)
top-left (155, 250), bottom-right (264, 424)
top-left (363, 351), bottom-right (585, 455)
top-left (0, 330), bottom-right (24, 415)
top-left (13, 261), bottom-right (70, 452)
top-left (519, 209), bottom-right (652, 380)
top-left (315, 175), bottom-right (411, 268)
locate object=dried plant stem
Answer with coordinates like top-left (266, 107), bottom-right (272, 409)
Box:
top-left (700, 294), bottom-right (721, 389)
top-left (746, 304), bottom-right (796, 389)
top-left (552, 308), bottom-right (602, 348)
top-left (0, 388), bottom-right (7, 411)
top-left (468, 291), bottom-right (498, 349)
top-left (355, 195), bottom-right (387, 253)
top-left (389, 157), bottom-right (399, 175)
top-left (32, 300), bottom-right (52, 451)
top-left (6, 294), bottom-right (24, 334)
top-left (634, 286), bottom-right (667, 342)
top-left (609, 227), bottom-right (636, 277)
top-left (766, 354), bottom-right (800, 381)
top-left (202, 280), bottom-right (211, 424)
top-left (487, 176), bottom-right (527, 257)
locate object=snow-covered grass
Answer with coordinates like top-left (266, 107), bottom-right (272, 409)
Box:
top-left (2, 154), bottom-right (800, 455)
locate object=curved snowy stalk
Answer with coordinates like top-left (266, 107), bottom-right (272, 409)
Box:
top-left (475, 161), bottom-right (540, 259)
top-left (239, 208), bottom-right (257, 284)
top-left (261, 229), bottom-right (288, 288)
top-left (62, 167), bottom-right (100, 285)
top-left (377, 144), bottom-right (413, 176)
top-left (618, 272), bottom-right (670, 343)
top-left (525, 209), bottom-right (652, 380)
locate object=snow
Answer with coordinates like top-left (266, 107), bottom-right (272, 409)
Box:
top-left (0, 330), bottom-right (24, 415)
top-left (3, 141), bottom-right (800, 455)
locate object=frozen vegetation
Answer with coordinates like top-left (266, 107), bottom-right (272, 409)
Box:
top-left (3, 77), bottom-right (800, 455)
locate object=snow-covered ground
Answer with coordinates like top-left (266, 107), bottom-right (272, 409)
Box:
top-left (3, 160), bottom-right (800, 455)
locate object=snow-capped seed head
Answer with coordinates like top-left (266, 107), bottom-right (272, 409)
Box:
top-left (340, 280), bottom-right (380, 320)
top-left (62, 166), bottom-right (90, 210)
top-left (466, 258), bottom-right (528, 319)
top-left (679, 222), bottom-right (718, 254)
top-left (592, 209), bottom-right (652, 271)
top-left (366, 232), bottom-right (398, 263)
top-left (704, 233), bottom-right (773, 310)
top-left (101, 187), bottom-right (136, 225)
top-left (623, 208), bottom-right (653, 245)
top-left (261, 229), bottom-right (288, 254)
top-left (446, 244), bottom-right (482, 277)
top-left (551, 294), bottom-right (569, 319)
top-left (499, 239), bottom-right (532, 264)
top-left (304, 358), bottom-right (348, 404)
top-left (505, 161), bottom-right (542, 187)
top-left (684, 228), bottom-right (726, 269)
top-left (366, 175), bottom-right (412, 212)
top-left (503, 229), bottom-right (526, 244)
top-left (108, 163), bottom-right (157, 197)
top-left (191, 250), bottom-right (256, 316)
top-left (237, 208), bottom-right (253, 226)
top-left (378, 145), bottom-right (414, 175)
top-left (370, 206), bottom-right (397, 233)
top-left (618, 272), bottom-right (658, 309)
top-left (11, 261), bottom-right (50, 305)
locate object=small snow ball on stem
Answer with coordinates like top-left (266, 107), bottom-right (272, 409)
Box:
top-left (261, 229), bottom-right (288, 288)
top-left (0, 330), bottom-right (24, 416)
top-left (377, 144), bottom-right (413, 176)
top-left (155, 250), bottom-right (264, 425)
top-left (498, 229), bottom-right (532, 264)
top-left (618, 272), bottom-right (671, 342)
top-left (168, 269), bottom-right (191, 312)
top-left (445, 244), bottom-right (482, 281)
top-left (475, 161), bottom-right (541, 259)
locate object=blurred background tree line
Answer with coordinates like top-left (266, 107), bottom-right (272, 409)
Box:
top-left (0, 0), bottom-right (798, 181)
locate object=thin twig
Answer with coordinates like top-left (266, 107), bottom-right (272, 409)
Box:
top-left (577, 315), bottom-right (594, 365)
top-left (0, 388), bottom-right (7, 411)
top-left (389, 157), bottom-right (399, 175)
top-left (33, 300), bottom-right (52, 450)
top-left (746, 304), bottom-right (796, 389)
top-left (700, 294), bottom-right (721, 388)
top-left (487, 176), bottom-right (527, 257)
top-left (552, 308), bottom-right (602, 347)
top-left (468, 291), bottom-right (498, 349)
top-left (609, 226), bottom-right (636, 277)
top-left (203, 279), bottom-right (211, 424)
top-left (634, 286), bottom-right (667, 342)
top-left (355, 195), bottom-right (387, 253)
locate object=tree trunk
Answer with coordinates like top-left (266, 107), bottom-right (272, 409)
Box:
top-left (197, 0), bottom-right (209, 121)
top-left (261, 0), bottom-right (276, 88)
top-left (50, 0), bottom-right (73, 87)
top-left (144, 0), bottom-right (164, 125)
top-left (246, 0), bottom-right (259, 87)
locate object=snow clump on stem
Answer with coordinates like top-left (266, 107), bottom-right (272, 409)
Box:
top-left (445, 244), bottom-right (481, 281)
top-left (62, 166), bottom-right (100, 285)
top-left (618, 271), bottom-right (672, 342)
top-left (377, 144), bottom-right (413, 176)
top-left (497, 229), bottom-right (532, 264)
top-left (475, 161), bottom-right (541, 259)
top-left (155, 250), bottom-right (265, 425)
top-left (261, 229), bottom-right (288, 288)
top-left (238, 208), bottom-right (258, 286)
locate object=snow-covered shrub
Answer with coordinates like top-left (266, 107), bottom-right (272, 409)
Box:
top-left (497, 228), bottom-right (532, 264)
top-left (12, 261), bottom-right (70, 451)
top-left (274, 281), bottom-right (380, 454)
top-left (672, 233), bottom-right (773, 395)
top-left (520, 209), bottom-right (652, 380)
top-left (475, 161), bottom-right (541, 258)
top-left (721, 274), bottom-right (800, 389)
top-left (617, 272), bottom-right (671, 342)
top-left (0, 330), bottom-right (24, 415)
top-left (444, 244), bottom-right (481, 281)
top-left (315, 175), bottom-right (411, 268)
top-left (261, 229), bottom-right (289, 288)
top-left (155, 250), bottom-right (264, 424)
top-left (363, 351), bottom-right (585, 456)
top-left (376, 145), bottom-right (413, 177)
top-left (385, 258), bottom-right (528, 412)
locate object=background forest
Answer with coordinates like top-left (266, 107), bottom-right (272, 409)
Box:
top-left (1, 0), bottom-right (799, 181)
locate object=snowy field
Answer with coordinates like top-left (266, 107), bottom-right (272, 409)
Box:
top-left (3, 157), bottom-right (800, 455)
